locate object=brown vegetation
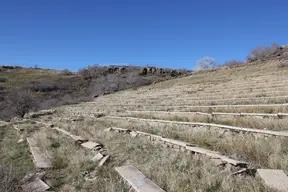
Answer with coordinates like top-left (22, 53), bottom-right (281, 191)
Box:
top-left (246, 43), bottom-right (281, 62)
top-left (0, 65), bottom-right (189, 121)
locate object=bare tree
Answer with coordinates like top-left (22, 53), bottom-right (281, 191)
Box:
top-left (246, 43), bottom-right (280, 62)
top-left (196, 56), bottom-right (216, 71)
top-left (9, 89), bottom-right (37, 118)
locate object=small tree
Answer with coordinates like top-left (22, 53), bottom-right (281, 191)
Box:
top-left (196, 56), bottom-right (216, 71)
top-left (9, 89), bottom-right (37, 118)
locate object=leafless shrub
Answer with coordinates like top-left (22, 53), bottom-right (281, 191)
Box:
top-left (222, 60), bottom-right (245, 68)
top-left (8, 89), bottom-right (38, 118)
top-left (103, 74), bottom-right (120, 94)
top-left (246, 43), bottom-right (280, 62)
top-left (61, 69), bottom-right (73, 76)
top-left (78, 66), bottom-right (109, 79)
top-left (28, 82), bottom-right (59, 92)
top-left (1, 65), bottom-right (189, 121)
top-left (125, 73), bottom-right (139, 86)
top-left (196, 56), bottom-right (216, 71)
top-left (78, 68), bottom-right (91, 80)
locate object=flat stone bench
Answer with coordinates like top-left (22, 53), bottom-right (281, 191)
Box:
top-left (115, 165), bottom-right (165, 192)
top-left (257, 169), bottom-right (288, 192)
top-left (26, 138), bottom-right (52, 169)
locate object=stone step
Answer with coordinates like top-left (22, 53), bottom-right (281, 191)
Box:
top-left (115, 165), bottom-right (165, 192)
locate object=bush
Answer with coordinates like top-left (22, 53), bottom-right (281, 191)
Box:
top-left (196, 56), bottom-right (216, 71)
top-left (78, 68), bottom-right (91, 79)
top-left (246, 43), bottom-right (280, 62)
top-left (28, 82), bottom-right (59, 92)
top-left (8, 89), bottom-right (38, 118)
top-left (61, 69), bottom-right (73, 76)
top-left (222, 60), bottom-right (245, 68)
top-left (0, 77), bottom-right (7, 83)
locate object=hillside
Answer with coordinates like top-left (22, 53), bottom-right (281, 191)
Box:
top-left (0, 65), bottom-right (188, 121)
top-left (1, 54), bottom-right (288, 191)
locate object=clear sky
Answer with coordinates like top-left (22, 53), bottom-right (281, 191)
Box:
top-left (1, 0), bottom-right (287, 71)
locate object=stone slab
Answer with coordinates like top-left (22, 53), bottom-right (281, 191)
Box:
top-left (81, 141), bottom-right (101, 150)
top-left (257, 169), bottom-right (288, 192)
top-left (115, 165), bottom-right (165, 192)
top-left (92, 153), bottom-right (104, 162)
top-left (26, 138), bottom-right (52, 169)
top-left (98, 155), bottom-right (110, 167)
top-left (106, 116), bottom-right (288, 137)
top-left (22, 178), bottom-right (50, 192)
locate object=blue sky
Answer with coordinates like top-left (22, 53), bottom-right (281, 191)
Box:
top-left (0, 0), bottom-right (287, 71)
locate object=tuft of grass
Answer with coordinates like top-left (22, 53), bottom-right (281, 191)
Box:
top-left (0, 126), bottom-right (34, 191)
top-left (52, 153), bottom-right (69, 170)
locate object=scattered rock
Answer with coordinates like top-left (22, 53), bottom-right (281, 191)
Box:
top-left (20, 172), bottom-right (36, 184)
top-left (81, 171), bottom-right (90, 178)
top-left (130, 131), bottom-right (138, 138)
top-left (98, 155), bottom-right (110, 167)
top-left (103, 127), bottom-right (112, 132)
top-left (91, 153), bottom-right (104, 162)
top-left (93, 146), bottom-right (103, 152)
top-left (22, 178), bottom-right (50, 192)
top-left (231, 168), bottom-right (256, 177)
top-left (257, 169), bottom-right (288, 192)
top-left (81, 141), bottom-right (102, 150)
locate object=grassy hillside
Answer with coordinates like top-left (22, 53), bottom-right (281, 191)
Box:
top-left (0, 67), bottom-right (66, 88)
top-left (1, 53), bottom-right (288, 191)
top-left (0, 65), bottom-right (189, 121)
top-left (1, 44), bottom-right (288, 191)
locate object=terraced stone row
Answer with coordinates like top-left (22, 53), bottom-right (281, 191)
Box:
top-left (106, 127), bottom-right (288, 192)
top-left (105, 116), bottom-right (288, 137)
top-left (128, 110), bottom-right (288, 119)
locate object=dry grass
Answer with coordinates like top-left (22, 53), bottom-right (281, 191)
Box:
top-left (31, 129), bottom-right (128, 192)
top-left (0, 125), bottom-right (34, 192)
top-left (0, 68), bottom-right (64, 88)
top-left (105, 118), bottom-right (288, 171)
top-left (129, 112), bottom-right (288, 131)
top-left (3, 59), bottom-right (288, 191)
top-left (92, 96), bottom-right (288, 107)
top-left (43, 118), bottom-right (275, 192)
top-left (182, 106), bottom-right (288, 113)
